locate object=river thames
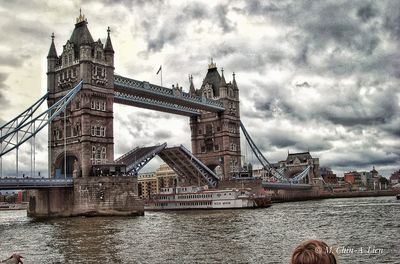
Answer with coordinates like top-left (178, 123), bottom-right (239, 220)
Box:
top-left (1, 196), bottom-right (399, 263)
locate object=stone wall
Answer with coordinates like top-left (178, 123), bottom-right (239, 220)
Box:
top-left (27, 176), bottom-right (144, 218)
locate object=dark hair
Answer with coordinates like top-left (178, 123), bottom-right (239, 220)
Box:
top-left (291, 240), bottom-right (337, 264)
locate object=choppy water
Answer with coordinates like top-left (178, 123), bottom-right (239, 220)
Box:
top-left (0, 196), bottom-right (399, 263)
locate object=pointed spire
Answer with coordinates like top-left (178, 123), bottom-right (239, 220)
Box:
top-left (76, 8), bottom-right (87, 24)
top-left (232, 72), bottom-right (238, 90)
top-left (189, 75), bottom-right (195, 95)
top-left (47, 33), bottom-right (58, 58)
top-left (105, 26), bottom-right (114, 54)
top-left (219, 67), bottom-right (227, 87)
top-left (208, 57), bottom-right (216, 69)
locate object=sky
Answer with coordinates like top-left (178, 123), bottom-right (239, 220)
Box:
top-left (0, 0), bottom-right (399, 177)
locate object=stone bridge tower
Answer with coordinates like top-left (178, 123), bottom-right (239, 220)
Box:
top-left (47, 12), bottom-right (115, 178)
top-left (190, 61), bottom-right (241, 180)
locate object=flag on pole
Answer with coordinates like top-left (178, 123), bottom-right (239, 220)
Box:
top-left (156, 65), bottom-right (162, 75)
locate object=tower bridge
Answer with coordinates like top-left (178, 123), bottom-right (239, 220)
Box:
top-left (0, 13), bottom-right (320, 217)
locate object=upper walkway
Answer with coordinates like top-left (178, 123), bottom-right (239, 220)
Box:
top-left (114, 75), bottom-right (225, 116)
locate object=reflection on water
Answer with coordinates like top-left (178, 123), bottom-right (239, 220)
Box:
top-left (0, 196), bottom-right (399, 263)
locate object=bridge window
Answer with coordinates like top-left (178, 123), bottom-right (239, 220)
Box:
top-left (214, 144), bottom-right (219, 151)
top-left (96, 51), bottom-right (102, 60)
top-left (101, 147), bottom-right (106, 160)
top-left (96, 126), bottom-right (101, 136)
top-left (205, 124), bottom-right (213, 136)
top-left (201, 146), bottom-right (205, 153)
top-left (91, 101), bottom-right (95, 109)
top-left (96, 148), bottom-right (101, 160)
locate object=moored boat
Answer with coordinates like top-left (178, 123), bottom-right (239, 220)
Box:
top-left (145, 186), bottom-right (271, 211)
top-left (0, 203), bottom-right (28, 211)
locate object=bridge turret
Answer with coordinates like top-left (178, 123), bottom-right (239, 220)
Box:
top-left (190, 62), bottom-right (241, 180)
top-left (219, 68), bottom-right (228, 98)
top-left (47, 12), bottom-right (115, 179)
top-left (189, 75), bottom-right (195, 95)
top-left (47, 33), bottom-right (58, 93)
top-left (104, 27), bottom-right (114, 67)
top-left (232, 72), bottom-right (239, 100)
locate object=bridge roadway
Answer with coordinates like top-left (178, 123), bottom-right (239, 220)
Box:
top-left (0, 178), bottom-right (312, 190)
top-left (0, 178), bottom-right (73, 190)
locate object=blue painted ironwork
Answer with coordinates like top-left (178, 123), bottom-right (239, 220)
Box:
top-left (0, 81), bottom-right (83, 157)
top-left (240, 121), bottom-right (289, 182)
top-left (116, 143), bottom-right (167, 175)
top-left (114, 91), bottom-right (201, 116)
top-left (114, 75), bottom-right (225, 113)
top-left (158, 145), bottom-right (220, 187)
top-left (290, 165), bottom-right (311, 184)
top-left (0, 177), bottom-right (73, 190)
top-left (0, 93), bottom-right (48, 134)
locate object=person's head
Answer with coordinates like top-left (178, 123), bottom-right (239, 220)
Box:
top-left (291, 240), bottom-right (337, 264)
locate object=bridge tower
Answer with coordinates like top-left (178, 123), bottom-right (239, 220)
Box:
top-left (190, 61), bottom-right (241, 180)
top-left (47, 12), bottom-right (115, 178)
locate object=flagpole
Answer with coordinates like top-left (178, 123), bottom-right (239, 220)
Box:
top-left (161, 67), bottom-right (163, 87)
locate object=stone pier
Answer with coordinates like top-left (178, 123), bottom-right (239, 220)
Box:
top-left (27, 177), bottom-right (144, 217)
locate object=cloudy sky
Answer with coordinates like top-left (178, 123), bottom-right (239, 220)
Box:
top-left (0, 0), bottom-right (399, 177)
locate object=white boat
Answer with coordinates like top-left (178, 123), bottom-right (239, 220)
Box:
top-left (0, 202), bottom-right (28, 211)
top-left (144, 186), bottom-right (271, 211)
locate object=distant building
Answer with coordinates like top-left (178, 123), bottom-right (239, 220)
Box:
top-left (344, 171), bottom-right (362, 187)
top-left (359, 171), bottom-right (374, 189)
top-left (390, 170), bottom-right (400, 185)
top-left (155, 163), bottom-right (178, 190)
top-left (320, 167), bottom-right (338, 184)
top-left (137, 164), bottom-right (178, 199)
top-left (137, 172), bottom-right (157, 199)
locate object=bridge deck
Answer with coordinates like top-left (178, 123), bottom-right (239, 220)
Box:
top-left (115, 143), bottom-right (167, 175)
top-left (158, 145), bottom-right (219, 187)
top-left (0, 178), bottom-right (73, 190)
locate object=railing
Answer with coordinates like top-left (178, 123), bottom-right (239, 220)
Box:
top-left (0, 177), bottom-right (73, 189)
top-left (114, 91), bottom-right (201, 116)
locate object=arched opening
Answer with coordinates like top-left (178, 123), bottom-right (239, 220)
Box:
top-left (55, 154), bottom-right (79, 178)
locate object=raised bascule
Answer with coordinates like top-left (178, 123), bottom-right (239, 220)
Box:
top-left (0, 13), bottom-right (320, 217)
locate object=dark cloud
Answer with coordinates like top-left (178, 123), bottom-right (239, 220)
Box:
top-left (383, 0), bottom-right (400, 39)
top-left (357, 3), bottom-right (378, 22)
top-left (214, 4), bottom-right (236, 33)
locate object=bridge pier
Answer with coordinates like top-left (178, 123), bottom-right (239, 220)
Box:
top-left (27, 177), bottom-right (144, 217)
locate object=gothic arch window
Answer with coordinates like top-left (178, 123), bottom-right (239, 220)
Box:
top-left (96, 126), bottom-right (101, 136)
top-left (96, 148), bottom-right (101, 160)
top-left (92, 146), bottom-right (96, 161)
top-left (101, 147), bottom-right (106, 160)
